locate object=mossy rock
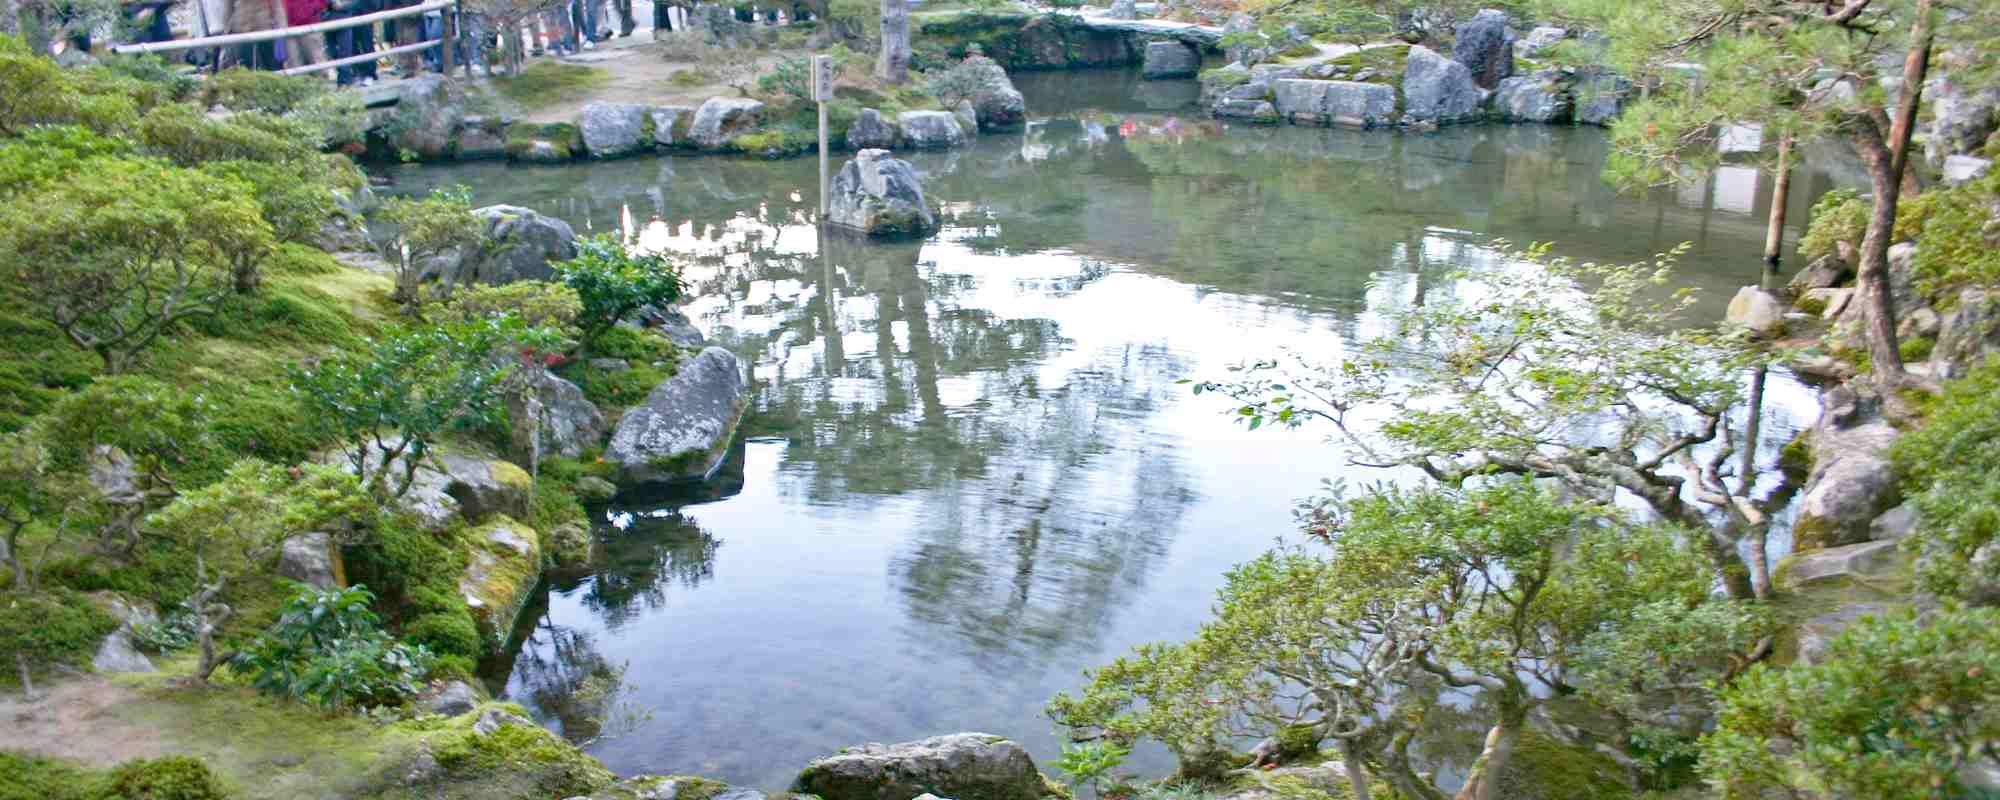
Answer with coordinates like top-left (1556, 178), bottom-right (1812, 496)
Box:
top-left (1492, 730), bottom-right (1626, 800)
top-left (457, 515), bottom-right (543, 650)
top-left (423, 703), bottom-right (615, 799)
top-left (505, 122), bottom-right (583, 164)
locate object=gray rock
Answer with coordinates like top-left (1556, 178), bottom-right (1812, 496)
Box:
top-left (89, 593), bottom-right (158, 675)
top-left (1789, 253), bottom-right (1853, 293)
top-left (1901, 306), bottom-right (1941, 340)
top-left (1802, 287), bottom-right (1856, 320)
top-left (459, 204), bottom-right (579, 285)
top-left (384, 75), bottom-right (464, 161)
top-left (472, 706), bottom-right (534, 736)
top-left (1725, 286), bottom-right (1788, 338)
top-left (1107, 0), bottom-right (1136, 20)
top-left (961, 54), bottom-right (1026, 130)
top-left (897, 110), bottom-right (966, 149)
top-left (456, 116), bottom-right (510, 160)
top-left (792, 733), bottom-right (1044, 800)
top-left (425, 680), bottom-right (480, 717)
top-left (1795, 421), bottom-right (1901, 550)
top-left (1871, 503), bottom-right (1917, 542)
top-left (509, 366), bottom-right (608, 462)
top-left (638, 305), bottom-right (708, 348)
top-left (1796, 602), bottom-right (1893, 666)
top-left (1271, 79), bottom-right (1396, 128)
top-left (1572, 69), bottom-right (1631, 126)
top-left (1515, 26), bottom-right (1566, 59)
top-left (953, 100), bottom-right (980, 138)
top-left (589, 358), bottom-right (631, 372)
top-left (1451, 9), bottom-right (1516, 89)
top-left (1214, 99), bottom-right (1279, 123)
top-left (1924, 74), bottom-right (1999, 168)
top-left (1943, 154), bottom-right (1992, 186)
top-left (825, 149), bottom-right (938, 238)
top-left (1403, 45), bottom-right (1484, 124)
top-left (579, 102), bottom-right (653, 159)
top-left (87, 445), bottom-right (143, 507)
top-left (689, 96), bottom-right (766, 151)
top-left (278, 531), bottom-right (343, 589)
top-left (605, 347), bottom-right (750, 486)
top-left (1969, 540), bottom-right (2000, 606)
top-left (650, 106), bottom-right (694, 148)
top-left (362, 445), bottom-right (534, 530)
top-left (1140, 41), bottom-right (1201, 80)
top-left (1935, 288), bottom-right (2000, 379)
top-left (1490, 69), bottom-right (1570, 123)
top-left (1200, 61), bottom-right (1251, 103)
top-left (1777, 540), bottom-right (1905, 591)
top-left (848, 108), bottom-right (900, 150)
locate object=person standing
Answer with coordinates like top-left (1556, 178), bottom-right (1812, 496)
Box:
top-left (224, 0), bottom-right (287, 69)
top-left (322, 0), bottom-right (380, 85)
top-left (609, 0), bottom-right (632, 36)
top-left (283, 0), bottom-right (330, 76)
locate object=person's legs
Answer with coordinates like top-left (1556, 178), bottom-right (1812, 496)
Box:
top-left (614, 0), bottom-right (632, 36)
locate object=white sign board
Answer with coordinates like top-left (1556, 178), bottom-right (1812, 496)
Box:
top-left (813, 55), bottom-right (834, 103)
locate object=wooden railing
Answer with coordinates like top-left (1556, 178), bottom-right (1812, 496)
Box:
top-left (110, 0), bottom-right (459, 75)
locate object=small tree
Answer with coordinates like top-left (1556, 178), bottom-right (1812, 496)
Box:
top-left (1194, 244), bottom-right (1785, 599)
top-left (234, 583), bottom-right (437, 710)
top-left (0, 156), bottom-right (270, 373)
top-left (0, 429), bottom-right (88, 592)
top-left (1701, 607), bottom-right (2000, 799)
top-left (554, 234), bottom-right (687, 353)
top-left (290, 317), bottom-right (546, 499)
top-left (38, 376), bottom-right (214, 552)
top-left (374, 186), bottom-right (485, 311)
top-left (143, 459), bottom-right (369, 682)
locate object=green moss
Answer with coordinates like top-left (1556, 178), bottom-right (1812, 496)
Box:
top-left (1899, 334), bottom-right (1936, 362)
top-left (0, 588), bottom-right (121, 686)
top-left (429, 709), bottom-right (614, 797)
top-left (342, 513), bottom-right (481, 664)
top-left (1493, 730), bottom-right (1627, 800)
top-left (490, 62), bottom-right (609, 111)
top-left (729, 128), bottom-right (819, 158)
top-left (0, 752), bottom-right (103, 800)
top-left (665, 776), bottom-right (731, 800)
top-left (1778, 433), bottom-right (1813, 480)
top-left (101, 756), bottom-right (230, 800)
top-left (669, 69), bottom-right (718, 88)
top-left (1794, 293), bottom-right (1829, 317)
top-left (1320, 44), bottom-right (1410, 93)
top-left (505, 123), bottom-right (583, 163)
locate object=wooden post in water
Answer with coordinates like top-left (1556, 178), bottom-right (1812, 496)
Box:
top-left (1762, 133), bottom-right (1793, 289)
top-left (814, 54), bottom-right (833, 222)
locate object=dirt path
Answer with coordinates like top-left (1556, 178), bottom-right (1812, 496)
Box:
top-left (0, 676), bottom-right (172, 768)
top-left (508, 33), bottom-right (772, 124)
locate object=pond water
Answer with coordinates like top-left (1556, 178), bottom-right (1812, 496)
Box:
top-left (392, 68), bottom-right (1843, 789)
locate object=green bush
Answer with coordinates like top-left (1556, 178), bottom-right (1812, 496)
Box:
top-left (439, 281), bottom-right (584, 342)
top-left (553, 235), bottom-right (687, 350)
top-left (234, 583), bottom-right (437, 710)
top-left (341, 515), bottom-right (482, 666)
top-left (1892, 360), bottom-right (2000, 601)
top-left (99, 756), bottom-right (228, 800)
top-left (0, 752), bottom-right (101, 800)
top-left (200, 69), bottom-right (327, 114)
top-left (0, 589), bottom-right (120, 686)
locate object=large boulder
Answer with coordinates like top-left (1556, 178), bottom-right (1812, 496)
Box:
top-left (1490, 69), bottom-right (1571, 123)
top-left (1515, 26), bottom-right (1566, 59)
top-left (960, 54), bottom-right (1027, 130)
top-left (384, 74), bottom-right (465, 161)
top-left (459, 515), bottom-right (542, 646)
top-left (422, 680), bottom-right (481, 717)
top-left (455, 115), bottom-right (511, 160)
top-left (689, 97), bottom-right (766, 151)
top-left (651, 106), bottom-right (694, 149)
top-left (1924, 72), bottom-right (2000, 168)
top-left (1794, 602), bottom-right (1893, 666)
top-left (1943, 154), bottom-right (1993, 186)
top-left (1775, 540), bottom-right (1906, 592)
top-left (604, 347), bottom-right (751, 486)
top-left (1572, 69), bottom-right (1631, 126)
top-left (1402, 45), bottom-right (1483, 124)
top-left (1141, 40), bottom-right (1201, 80)
top-left (579, 102), bottom-right (653, 159)
top-left (1789, 253), bottom-right (1853, 294)
top-left (848, 107), bottom-right (900, 150)
top-left (1794, 420), bottom-right (1901, 551)
top-left (459, 205), bottom-right (580, 285)
top-left (825, 150), bottom-right (938, 238)
top-left (1271, 79), bottom-right (1396, 128)
top-left (1934, 288), bottom-right (2000, 379)
top-left (1451, 9), bottom-right (1516, 89)
top-left (792, 733), bottom-right (1044, 800)
top-left (1725, 286), bottom-right (1788, 338)
top-left (88, 593), bottom-right (158, 675)
top-left (898, 110), bottom-right (966, 149)
top-left (508, 366), bottom-right (608, 462)
top-left (278, 531), bottom-right (345, 589)
top-left (365, 446), bottom-right (535, 531)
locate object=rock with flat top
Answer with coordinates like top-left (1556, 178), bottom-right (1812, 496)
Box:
top-left (824, 149), bottom-right (938, 238)
top-left (793, 733), bottom-right (1044, 800)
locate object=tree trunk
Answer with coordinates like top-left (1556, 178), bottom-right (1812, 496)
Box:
top-left (875, 0), bottom-right (908, 85)
top-left (1340, 738), bottom-right (1373, 800)
top-left (1455, 692), bottom-right (1528, 800)
top-left (1762, 134), bottom-right (1792, 288)
top-left (1854, 129), bottom-right (1908, 385)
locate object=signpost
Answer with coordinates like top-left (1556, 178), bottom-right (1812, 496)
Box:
top-left (814, 54), bottom-right (834, 221)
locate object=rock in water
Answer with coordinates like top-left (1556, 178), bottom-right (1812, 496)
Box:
top-left (1141, 41), bottom-right (1201, 80)
top-left (1794, 421), bottom-right (1901, 550)
top-left (848, 107), bottom-right (900, 150)
top-left (1271, 79), bottom-right (1396, 128)
top-left (579, 102), bottom-right (653, 158)
top-left (1572, 69), bottom-right (1631, 126)
top-left (897, 110), bottom-right (965, 149)
top-left (793, 733), bottom-right (1045, 800)
top-left (689, 97), bottom-right (766, 150)
top-left (960, 54), bottom-right (1026, 130)
top-left (651, 106), bottom-right (694, 148)
top-left (825, 150), bottom-right (938, 238)
top-left (1401, 46), bottom-right (1482, 124)
top-left (605, 347), bottom-right (750, 486)
top-left (1491, 69), bottom-right (1571, 123)
top-left (1725, 286), bottom-right (1787, 338)
top-left (458, 205), bottom-right (579, 285)
top-left (1451, 8), bottom-right (1515, 89)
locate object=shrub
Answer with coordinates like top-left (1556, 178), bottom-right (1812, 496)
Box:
top-left (756, 55), bottom-right (813, 103)
top-left (200, 68), bottom-right (328, 114)
top-left (372, 186), bottom-right (483, 309)
top-left (0, 588), bottom-right (120, 689)
top-left (235, 583), bottom-right (437, 710)
top-left (553, 235), bottom-right (687, 351)
top-left (439, 281), bottom-right (584, 341)
top-left (0, 752), bottom-right (101, 800)
top-left (99, 756), bottom-right (229, 800)
top-left (1892, 360), bottom-right (2000, 601)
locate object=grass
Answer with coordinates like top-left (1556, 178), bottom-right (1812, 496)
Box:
top-left (490, 62), bottom-right (610, 112)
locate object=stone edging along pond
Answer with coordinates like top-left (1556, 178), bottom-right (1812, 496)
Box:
top-left (364, 10), bottom-right (1630, 167)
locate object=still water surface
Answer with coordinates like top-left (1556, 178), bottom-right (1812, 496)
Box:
top-left (397, 68), bottom-right (1842, 788)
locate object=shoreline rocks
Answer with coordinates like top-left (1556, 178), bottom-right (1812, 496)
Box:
top-left (604, 347), bottom-right (751, 487)
top-left (793, 733), bottom-right (1046, 800)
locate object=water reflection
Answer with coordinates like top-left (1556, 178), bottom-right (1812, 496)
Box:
top-left (403, 70), bottom-right (1842, 789)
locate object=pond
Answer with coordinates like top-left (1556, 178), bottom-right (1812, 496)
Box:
top-left (391, 67), bottom-right (1842, 789)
